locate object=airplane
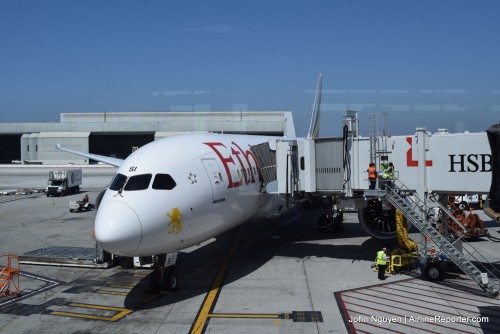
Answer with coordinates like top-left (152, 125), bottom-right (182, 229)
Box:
top-left (56, 75), bottom-right (324, 291)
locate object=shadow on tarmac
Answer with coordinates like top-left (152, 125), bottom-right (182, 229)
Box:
top-left (477, 305), bottom-right (500, 333)
top-left (123, 209), bottom-right (399, 310)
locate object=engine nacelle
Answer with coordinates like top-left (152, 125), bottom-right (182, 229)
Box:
top-left (357, 198), bottom-right (397, 240)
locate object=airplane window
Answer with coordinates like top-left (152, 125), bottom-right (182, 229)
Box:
top-left (152, 174), bottom-right (177, 190)
top-left (124, 174), bottom-right (152, 191)
top-left (109, 173), bottom-right (127, 191)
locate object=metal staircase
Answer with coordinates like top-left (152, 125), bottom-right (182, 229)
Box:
top-left (385, 180), bottom-right (500, 298)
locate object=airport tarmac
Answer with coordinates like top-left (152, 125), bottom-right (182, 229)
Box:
top-left (1, 166), bottom-right (500, 334)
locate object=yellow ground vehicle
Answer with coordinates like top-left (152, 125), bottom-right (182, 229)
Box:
top-left (373, 209), bottom-right (418, 274)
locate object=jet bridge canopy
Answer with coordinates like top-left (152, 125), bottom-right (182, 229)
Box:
top-left (250, 137), bottom-right (345, 196)
top-left (251, 125), bottom-right (498, 206)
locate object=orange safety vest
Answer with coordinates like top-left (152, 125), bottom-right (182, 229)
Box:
top-left (368, 166), bottom-right (377, 179)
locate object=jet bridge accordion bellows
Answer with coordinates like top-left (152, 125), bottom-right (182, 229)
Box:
top-left (250, 142), bottom-right (277, 186)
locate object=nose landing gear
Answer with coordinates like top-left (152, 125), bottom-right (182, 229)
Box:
top-left (149, 252), bottom-right (178, 292)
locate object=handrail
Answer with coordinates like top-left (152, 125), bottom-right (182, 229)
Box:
top-left (384, 179), bottom-right (499, 297)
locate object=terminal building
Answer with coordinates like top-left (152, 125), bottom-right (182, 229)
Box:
top-left (0, 111), bottom-right (295, 164)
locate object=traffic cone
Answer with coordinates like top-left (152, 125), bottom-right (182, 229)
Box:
top-left (431, 244), bottom-right (436, 255)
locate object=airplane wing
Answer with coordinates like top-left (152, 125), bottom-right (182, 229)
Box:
top-left (56, 144), bottom-right (124, 167)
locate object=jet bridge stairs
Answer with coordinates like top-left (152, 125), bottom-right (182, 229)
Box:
top-left (385, 180), bottom-right (500, 298)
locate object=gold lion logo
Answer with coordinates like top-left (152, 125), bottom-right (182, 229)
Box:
top-left (167, 208), bottom-right (184, 235)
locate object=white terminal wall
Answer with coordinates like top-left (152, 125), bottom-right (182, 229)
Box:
top-left (1, 111), bottom-right (294, 164)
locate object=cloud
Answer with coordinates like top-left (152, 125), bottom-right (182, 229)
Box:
top-left (163, 90), bottom-right (191, 96)
top-left (151, 90), bottom-right (211, 97)
top-left (414, 104), bottom-right (441, 112)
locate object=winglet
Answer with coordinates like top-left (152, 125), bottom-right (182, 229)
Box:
top-left (307, 74), bottom-right (322, 139)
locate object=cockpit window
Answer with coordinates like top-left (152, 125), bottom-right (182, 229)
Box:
top-left (124, 174), bottom-right (152, 191)
top-left (152, 174), bottom-right (177, 190)
top-left (109, 173), bottom-right (127, 191)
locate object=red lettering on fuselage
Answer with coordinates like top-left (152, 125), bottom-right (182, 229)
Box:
top-left (204, 141), bottom-right (262, 188)
top-left (231, 142), bottom-right (255, 184)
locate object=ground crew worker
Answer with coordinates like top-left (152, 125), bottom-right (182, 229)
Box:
top-left (367, 163), bottom-right (377, 189)
top-left (384, 162), bottom-right (395, 189)
top-left (376, 247), bottom-right (389, 280)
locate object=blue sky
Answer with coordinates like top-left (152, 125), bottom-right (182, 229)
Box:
top-left (1, 0), bottom-right (499, 137)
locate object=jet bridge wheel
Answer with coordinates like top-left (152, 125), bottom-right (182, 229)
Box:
top-left (358, 199), bottom-right (397, 240)
top-left (423, 262), bottom-right (443, 281)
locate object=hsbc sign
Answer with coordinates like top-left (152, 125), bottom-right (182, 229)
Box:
top-left (448, 154), bottom-right (492, 173)
top-left (405, 136), bottom-right (491, 173)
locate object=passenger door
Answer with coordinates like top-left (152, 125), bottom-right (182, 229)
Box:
top-left (202, 159), bottom-right (225, 203)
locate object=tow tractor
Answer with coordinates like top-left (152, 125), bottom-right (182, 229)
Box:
top-left (69, 200), bottom-right (92, 213)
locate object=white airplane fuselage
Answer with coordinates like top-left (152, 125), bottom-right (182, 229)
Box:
top-left (96, 133), bottom-right (285, 257)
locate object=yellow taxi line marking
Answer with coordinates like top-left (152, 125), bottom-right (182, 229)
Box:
top-left (50, 303), bottom-right (133, 322)
top-left (208, 313), bottom-right (280, 319)
top-left (69, 303), bottom-right (130, 312)
top-left (109, 284), bottom-right (135, 289)
top-left (189, 228), bottom-right (242, 334)
top-left (50, 311), bottom-right (121, 322)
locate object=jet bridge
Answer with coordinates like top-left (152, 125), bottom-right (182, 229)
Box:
top-left (252, 127), bottom-right (495, 199)
top-left (252, 121), bottom-right (498, 229)
top-left (254, 119), bottom-right (499, 228)
top-left (251, 137), bottom-right (345, 200)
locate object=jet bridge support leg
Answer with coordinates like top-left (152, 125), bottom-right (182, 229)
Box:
top-left (314, 203), bottom-right (344, 232)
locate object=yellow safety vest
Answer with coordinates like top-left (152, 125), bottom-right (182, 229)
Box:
top-left (383, 166), bottom-right (394, 180)
top-left (376, 251), bottom-right (387, 265)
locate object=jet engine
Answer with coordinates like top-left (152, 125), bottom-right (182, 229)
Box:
top-left (357, 198), bottom-right (397, 240)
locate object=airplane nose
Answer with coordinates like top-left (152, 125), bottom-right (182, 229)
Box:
top-left (95, 201), bottom-right (142, 256)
